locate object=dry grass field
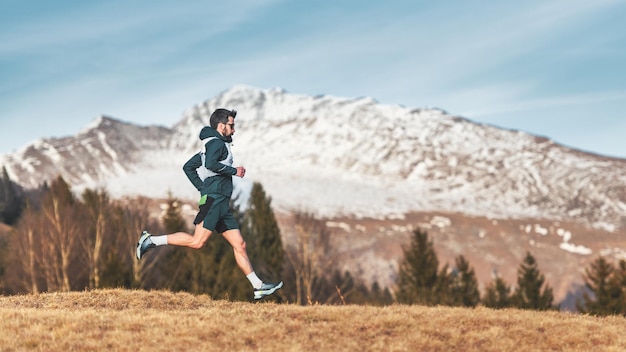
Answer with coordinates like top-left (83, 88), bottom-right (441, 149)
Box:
top-left (1, 289), bottom-right (625, 351)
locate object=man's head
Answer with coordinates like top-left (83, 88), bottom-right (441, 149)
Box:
top-left (210, 108), bottom-right (237, 137)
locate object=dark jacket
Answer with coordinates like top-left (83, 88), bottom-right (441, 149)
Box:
top-left (183, 126), bottom-right (237, 198)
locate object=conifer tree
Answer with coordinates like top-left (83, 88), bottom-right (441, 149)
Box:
top-left (577, 257), bottom-right (623, 315)
top-left (243, 182), bottom-right (284, 283)
top-left (512, 252), bottom-right (554, 310)
top-left (611, 260), bottom-right (626, 313)
top-left (95, 201), bottom-right (140, 290)
top-left (0, 169), bottom-right (6, 223)
top-left (161, 192), bottom-right (188, 234)
top-left (396, 229), bottom-right (441, 305)
top-left (0, 167), bottom-right (22, 225)
top-left (483, 276), bottom-right (512, 309)
top-left (159, 193), bottom-right (215, 294)
top-left (370, 281), bottom-right (394, 306)
top-left (448, 255), bottom-right (480, 307)
top-left (327, 270), bottom-right (359, 305)
top-left (0, 231), bottom-right (6, 293)
top-left (159, 192), bottom-right (195, 292)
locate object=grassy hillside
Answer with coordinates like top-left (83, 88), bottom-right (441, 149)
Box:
top-left (1, 289), bottom-right (625, 351)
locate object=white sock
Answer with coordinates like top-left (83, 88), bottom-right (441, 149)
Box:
top-left (246, 272), bottom-right (263, 289)
top-left (151, 235), bottom-right (168, 246)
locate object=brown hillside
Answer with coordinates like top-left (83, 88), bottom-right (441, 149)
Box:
top-left (1, 289), bottom-right (625, 351)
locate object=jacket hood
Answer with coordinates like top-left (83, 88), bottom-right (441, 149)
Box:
top-left (199, 126), bottom-right (232, 143)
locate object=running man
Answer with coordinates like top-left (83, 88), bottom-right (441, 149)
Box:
top-left (136, 108), bottom-right (282, 300)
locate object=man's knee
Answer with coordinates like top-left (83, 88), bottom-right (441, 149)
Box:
top-left (232, 239), bottom-right (247, 253)
top-left (190, 239), bottom-right (206, 249)
top-left (190, 228), bottom-right (212, 249)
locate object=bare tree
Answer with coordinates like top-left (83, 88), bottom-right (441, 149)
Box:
top-left (9, 203), bottom-right (42, 293)
top-left (80, 189), bottom-right (110, 289)
top-left (114, 198), bottom-right (161, 288)
top-left (7, 182), bottom-right (159, 293)
top-left (285, 211), bottom-right (333, 305)
top-left (41, 189), bottom-right (80, 292)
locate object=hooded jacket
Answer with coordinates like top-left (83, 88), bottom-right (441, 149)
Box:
top-left (183, 126), bottom-right (237, 198)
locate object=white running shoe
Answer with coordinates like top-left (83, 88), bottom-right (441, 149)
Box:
top-left (136, 231), bottom-right (155, 260)
top-left (254, 281), bottom-right (283, 300)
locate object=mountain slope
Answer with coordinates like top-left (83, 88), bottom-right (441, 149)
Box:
top-left (2, 115), bottom-right (173, 188)
top-left (2, 86), bottom-right (625, 232)
top-left (171, 86), bottom-right (626, 231)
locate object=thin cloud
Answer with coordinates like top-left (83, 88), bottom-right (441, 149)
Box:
top-left (0, 0), bottom-right (284, 55)
top-left (465, 91), bottom-right (626, 117)
top-left (0, 0), bottom-right (625, 157)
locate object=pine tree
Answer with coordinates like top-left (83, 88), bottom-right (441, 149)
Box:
top-left (0, 167), bottom-right (22, 225)
top-left (0, 169), bottom-right (6, 223)
top-left (483, 276), bottom-right (512, 309)
top-left (611, 260), bottom-right (626, 313)
top-left (448, 255), bottom-right (480, 307)
top-left (577, 257), bottom-right (623, 315)
top-left (323, 270), bottom-right (388, 306)
top-left (98, 203), bottom-right (134, 289)
top-left (243, 182), bottom-right (284, 283)
top-left (159, 193), bottom-right (217, 295)
top-left (100, 254), bottom-right (132, 288)
top-left (396, 229), bottom-right (441, 305)
top-left (370, 281), bottom-right (394, 306)
top-left (161, 192), bottom-right (188, 234)
top-left (512, 252), bottom-right (554, 310)
top-left (159, 192), bottom-right (196, 293)
top-left (329, 270), bottom-right (359, 304)
top-left (0, 231), bottom-right (6, 293)
top-left (159, 192), bottom-right (208, 294)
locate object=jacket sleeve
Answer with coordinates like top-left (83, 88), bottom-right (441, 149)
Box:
top-left (183, 153), bottom-right (204, 191)
top-left (205, 140), bottom-right (237, 176)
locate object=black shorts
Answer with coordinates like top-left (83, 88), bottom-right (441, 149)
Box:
top-left (193, 194), bottom-right (239, 233)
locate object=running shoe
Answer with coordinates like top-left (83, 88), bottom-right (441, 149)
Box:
top-left (136, 231), bottom-right (155, 260)
top-left (254, 281), bottom-right (283, 300)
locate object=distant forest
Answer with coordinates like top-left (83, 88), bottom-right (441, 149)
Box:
top-left (1, 168), bottom-right (625, 315)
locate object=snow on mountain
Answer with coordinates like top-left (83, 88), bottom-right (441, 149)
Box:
top-left (2, 85), bottom-right (625, 232)
top-left (2, 115), bottom-right (174, 190)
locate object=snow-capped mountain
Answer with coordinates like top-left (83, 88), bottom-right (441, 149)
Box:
top-left (2, 85), bottom-right (626, 232)
top-left (3, 85), bottom-right (626, 306)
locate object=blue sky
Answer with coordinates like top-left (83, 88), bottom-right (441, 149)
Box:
top-left (1, 0), bottom-right (625, 158)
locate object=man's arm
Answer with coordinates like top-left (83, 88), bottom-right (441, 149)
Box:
top-left (183, 153), bottom-right (204, 191)
top-left (205, 140), bottom-right (237, 176)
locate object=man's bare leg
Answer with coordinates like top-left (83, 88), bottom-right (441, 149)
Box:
top-left (221, 229), bottom-right (254, 275)
top-left (166, 223), bottom-right (213, 249)
top-left (137, 223), bottom-right (211, 259)
top-left (136, 223), bottom-right (283, 298)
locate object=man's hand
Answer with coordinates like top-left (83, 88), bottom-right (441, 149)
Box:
top-left (235, 166), bottom-right (246, 178)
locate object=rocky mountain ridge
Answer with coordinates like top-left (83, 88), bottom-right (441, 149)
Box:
top-left (3, 85), bottom-right (624, 231)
